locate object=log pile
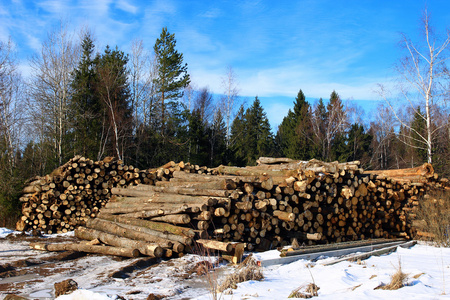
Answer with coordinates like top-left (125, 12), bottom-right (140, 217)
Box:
top-left (17, 156), bottom-right (190, 234)
top-left (22, 157), bottom-right (448, 259)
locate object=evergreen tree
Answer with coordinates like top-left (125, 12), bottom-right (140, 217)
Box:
top-left (341, 124), bottom-right (372, 163)
top-left (188, 108), bottom-right (209, 166)
top-left (276, 89), bottom-right (313, 160)
top-left (240, 97), bottom-right (274, 165)
top-left (410, 107), bottom-right (427, 163)
top-left (208, 108), bottom-right (227, 167)
top-left (325, 90), bottom-right (348, 161)
top-left (312, 98), bottom-right (327, 159)
top-left (229, 105), bottom-right (247, 166)
top-left (70, 33), bottom-right (102, 160)
top-left (95, 46), bottom-right (132, 161)
top-left (153, 27), bottom-right (190, 134)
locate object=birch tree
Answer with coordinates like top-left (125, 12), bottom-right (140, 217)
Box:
top-left (221, 66), bottom-right (239, 147)
top-left (0, 39), bottom-right (24, 173)
top-left (29, 22), bottom-right (79, 168)
top-left (0, 39), bottom-right (26, 225)
top-left (378, 10), bottom-right (450, 164)
top-left (129, 39), bottom-right (157, 128)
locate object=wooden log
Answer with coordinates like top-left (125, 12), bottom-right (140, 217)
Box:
top-left (221, 243), bottom-right (246, 264)
top-left (273, 210), bottom-right (295, 222)
top-left (103, 220), bottom-right (193, 246)
top-left (131, 185), bottom-right (230, 197)
top-left (110, 189), bottom-right (225, 207)
top-left (100, 202), bottom-right (205, 215)
top-left (285, 232), bottom-right (322, 241)
top-left (22, 185), bottom-right (42, 194)
top-left (150, 214), bottom-right (191, 224)
top-left (97, 214), bottom-right (195, 238)
top-left (171, 171), bottom-right (235, 186)
top-left (86, 218), bottom-right (173, 248)
top-left (257, 157), bottom-right (297, 165)
top-left (75, 227), bottom-right (164, 257)
top-left (214, 165), bottom-right (298, 178)
top-left (30, 242), bottom-right (140, 258)
top-left (196, 239), bottom-right (233, 252)
top-left (364, 163), bottom-right (434, 179)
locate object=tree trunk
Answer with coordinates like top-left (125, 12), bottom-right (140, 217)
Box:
top-left (75, 226), bottom-right (164, 257)
top-left (30, 242), bottom-right (140, 258)
top-left (86, 218), bottom-right (174, 248)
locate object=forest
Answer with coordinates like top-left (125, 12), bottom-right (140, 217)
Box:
top-left (0, 18), bottom-right (449, 226)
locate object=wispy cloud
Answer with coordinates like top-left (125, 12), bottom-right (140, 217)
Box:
top-left (1, 0), bottom-right (444, 121)
top-left (116, 0), bottom-right (138, 14)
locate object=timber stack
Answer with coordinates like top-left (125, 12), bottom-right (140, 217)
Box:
top-left (17, 156), bottom-right (204, 234)
top-left (22, 157), bottom-right (448, 259)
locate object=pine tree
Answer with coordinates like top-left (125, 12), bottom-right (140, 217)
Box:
top-left (188, 108), bottom-right (209, 166)
top-left (325, 91), bottom-right (348, 161)
top-left (95, 46), bottom-right (132, 161)
top-left (276, 89), bottom-right (313, 160)
top-left (153, 27), bottom-right (190, 134)
top-left (312, 98), bottom-right (327, 159)
top-left (341, 124), bottom-right (372, 164)
top-left (410, 107), bottom-right (427, 163)
top-left (243, 97), bottom-right (274, 165)
top-left (208, 109), bottom-right (227, 167)
top-left (70, 33), bottom-right (103, 160)
top-left (230, 105), bottom-right (247, 166)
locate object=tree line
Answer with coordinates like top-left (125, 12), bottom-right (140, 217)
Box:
top-left (1, 15), bottom-right (449, 226)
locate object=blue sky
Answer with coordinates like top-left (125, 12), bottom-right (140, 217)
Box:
top-left (1, 0), bottom-right (449, 129)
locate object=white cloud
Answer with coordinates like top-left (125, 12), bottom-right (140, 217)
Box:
top-left (199, 7), bottom-right (221, 19)
top-left (116, 0), bottom-right (138, 14)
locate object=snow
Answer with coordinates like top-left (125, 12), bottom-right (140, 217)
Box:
top-left (205, 243), bottom-right (450, 300)
top-left (55, 289), bottom-right (113, 300)
top-left (1, 228), bottom-right (450, 299)
top-left (0, 227), bottom-right (18, 237)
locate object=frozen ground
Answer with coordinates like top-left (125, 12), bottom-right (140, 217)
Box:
top-left (1, 227), bottom-right (449, 300)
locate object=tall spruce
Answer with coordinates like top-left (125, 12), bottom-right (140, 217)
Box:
top-left (276, 89), bottom-right (312, 160)
top-left (95, 46), bottom-right (132, 161)
top-left (410, 107), bottom-right (427, 163)
top-left (235, 97), bottom-right (274, 166)
top-left (70, 33), bottom-right (102, 160)
top-left (153, 27), bottom-right (190, 134)
top-left (325, 90), bottom-right (348, 161)
top-left (209, 108), bottom-right (227, 167)
top-left (312, 98), bottom-right (327, 160)
top-left (342, 123), bottom-right (372, 164)
top-left (229, 105), bottom-right (247, 166)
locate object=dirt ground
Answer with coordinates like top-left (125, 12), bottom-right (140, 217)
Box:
top-left (0, 232), bottom-right (223, 299)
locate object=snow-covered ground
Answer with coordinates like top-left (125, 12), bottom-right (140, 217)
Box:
top-left (1, 227), bottom-right (450, 299)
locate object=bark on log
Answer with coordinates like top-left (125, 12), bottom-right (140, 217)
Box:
top-left (97, 214), bottom-right (196, 238)
top-left (101, 219), bottom-right (193, 245)
top-left (214, 165), bottom-right (298, 178)
top-left (132, 184), bottom-right (230, 197)
top-left (30, 242), bottom-right (140, 258)
top-left (150, 214), bottom-right (191, 224)
top-left (364, 163), bottom-right (434, 179)
top-left (75, 226), bottom-right (164, 257)
top-left (257, 157), bottom-right (297, 165)
top-left (196, 239), bottom-right (233, 252)
top-left (86, 218), bottom-right (173, 248)
top-left (110, 189), bottom-right (225, 207)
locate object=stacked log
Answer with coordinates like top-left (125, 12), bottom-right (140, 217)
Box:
top-left (23, 156), bottom-right (448, 259)
top-left (17, 157), bottom-right (205, 234)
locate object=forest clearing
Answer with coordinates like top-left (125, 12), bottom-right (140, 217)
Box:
top-left (1, 2), bottom-right (450, 299)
